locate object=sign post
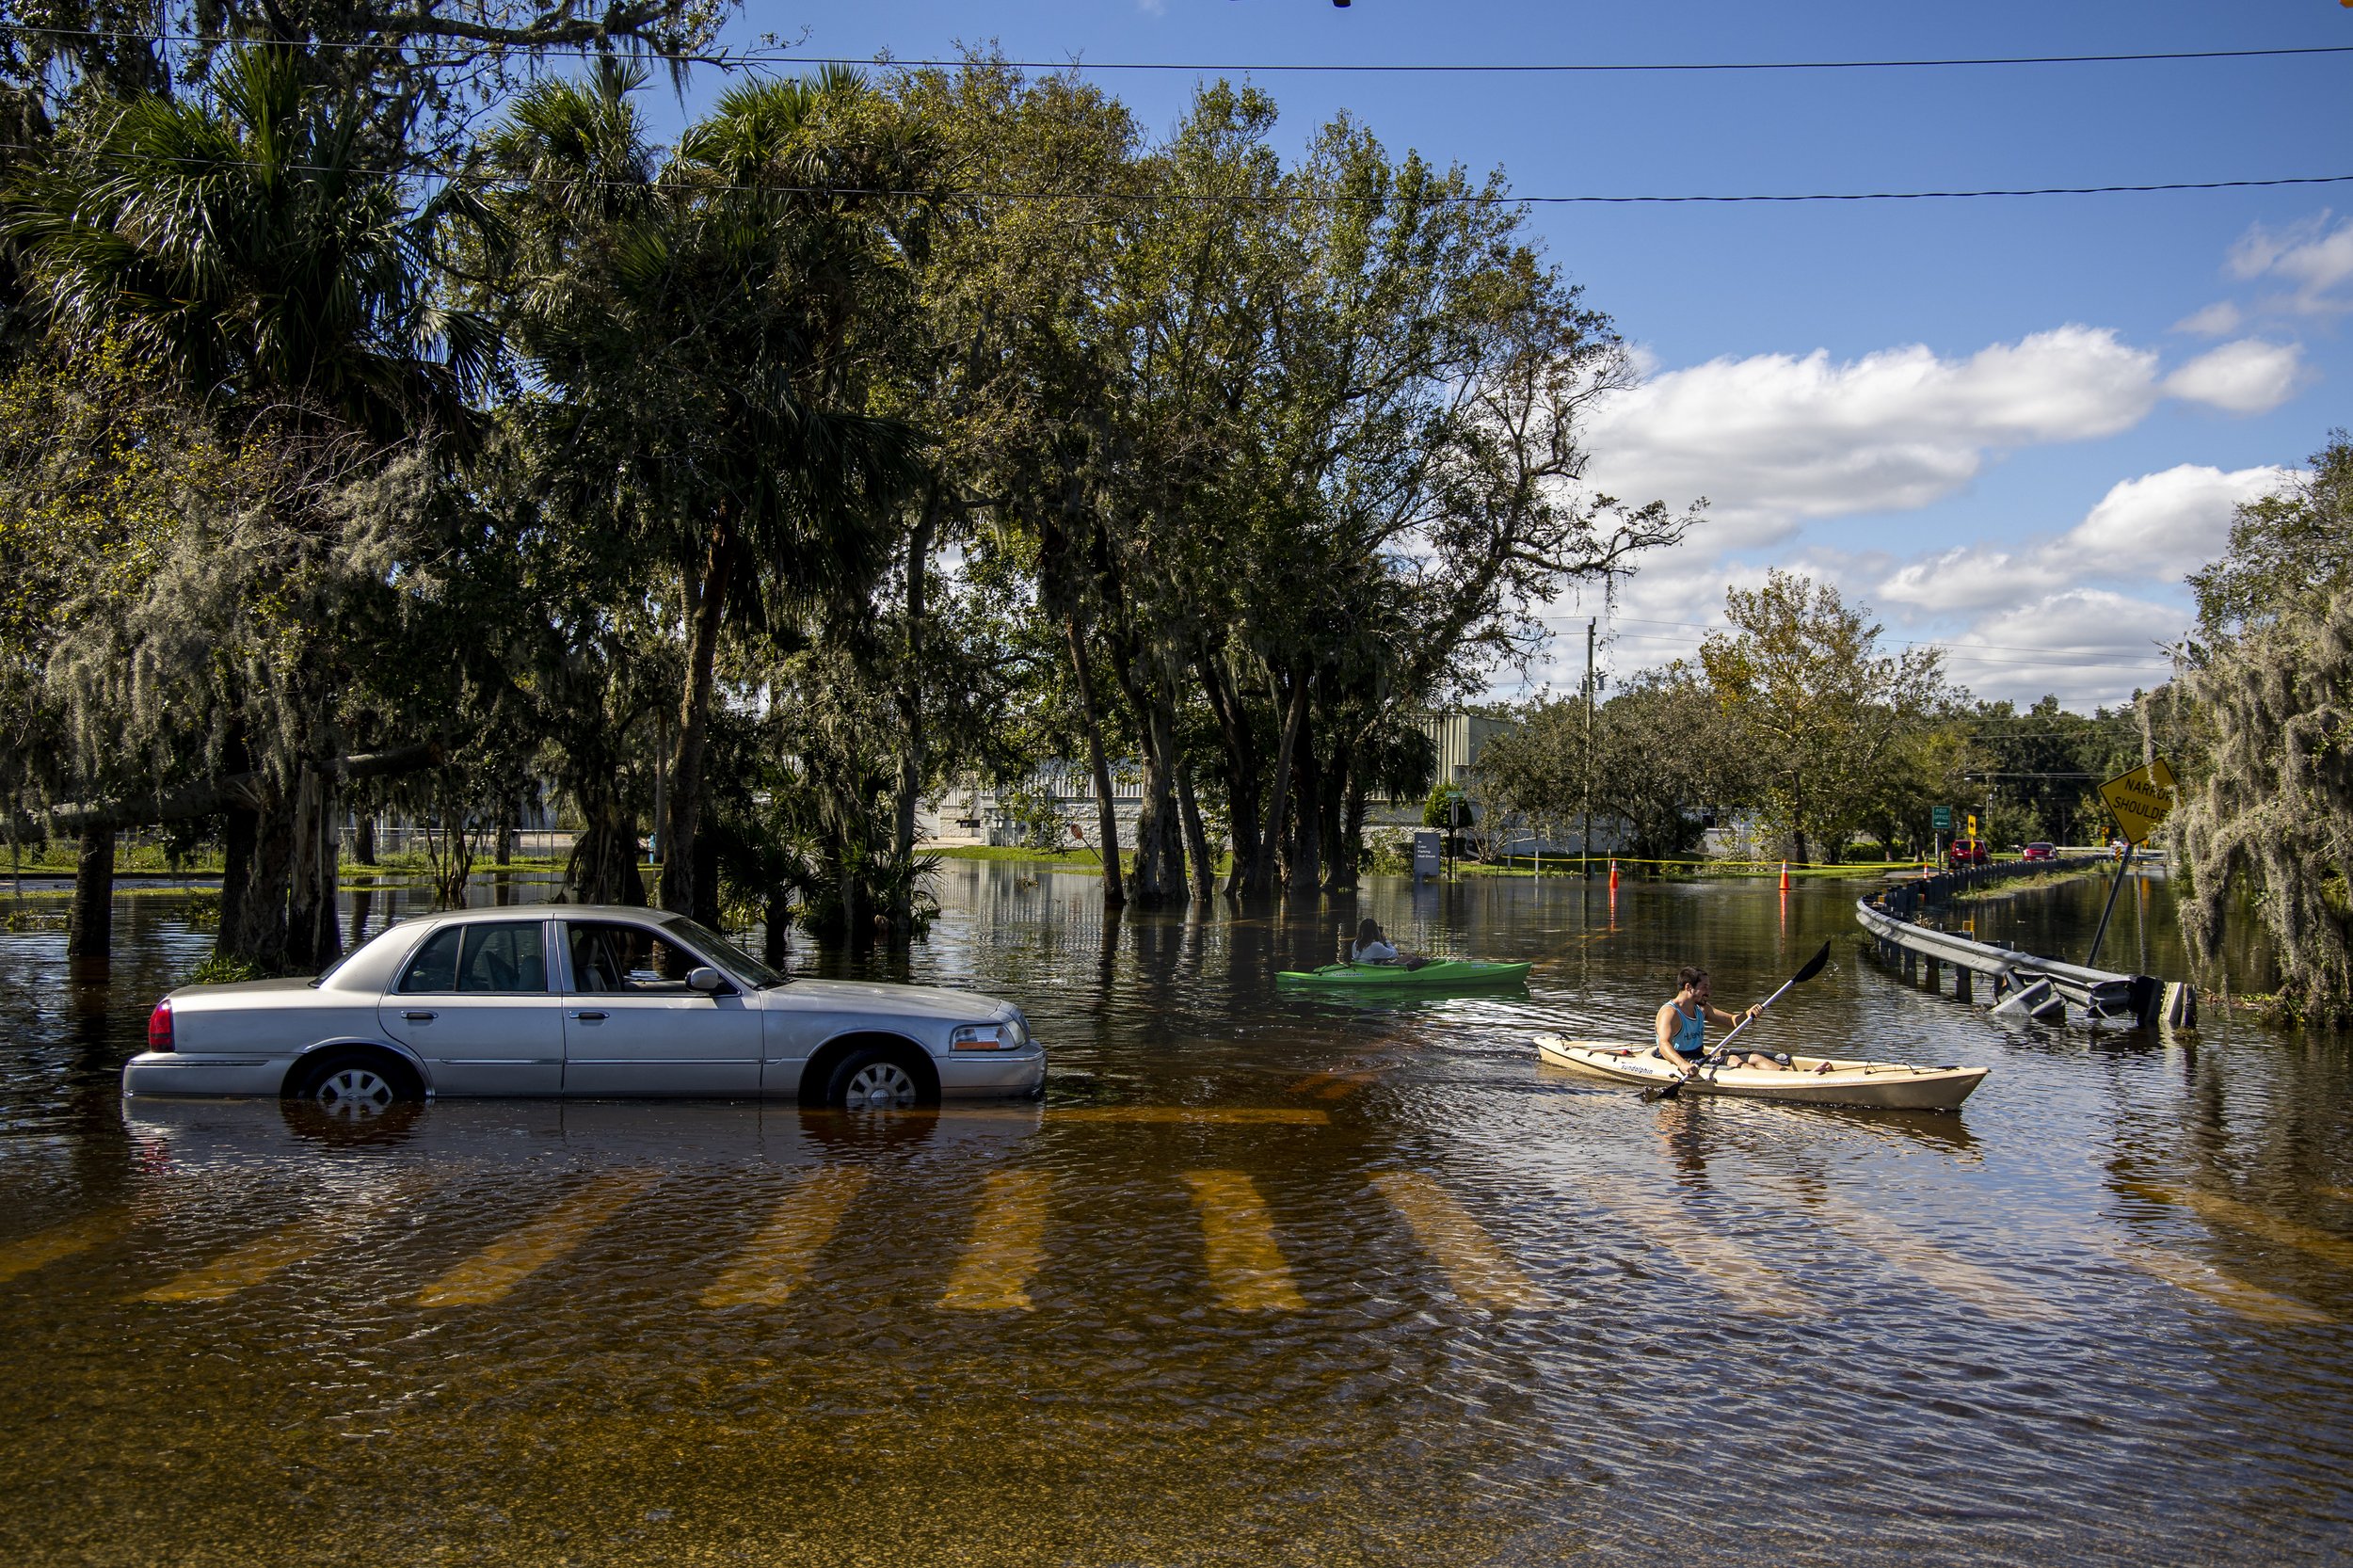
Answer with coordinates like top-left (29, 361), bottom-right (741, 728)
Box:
top-left (2088, 758), bottom-right (2178, 969)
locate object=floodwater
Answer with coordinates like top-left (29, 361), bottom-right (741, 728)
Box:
top-left (1, 862), bottom-right (2348, 1566)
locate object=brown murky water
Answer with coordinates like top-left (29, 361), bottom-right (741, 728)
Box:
top-left (1, 863), bottom-right (2348, 1565)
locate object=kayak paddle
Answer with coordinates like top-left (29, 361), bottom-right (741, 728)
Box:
top-left (1648, 940), bottom-right (1833, 1101)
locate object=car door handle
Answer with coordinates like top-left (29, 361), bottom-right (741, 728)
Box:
top-left (569, 1011), bottom-right (608, 1022)
top-left (402, 1011), bottom-right (438, 1023)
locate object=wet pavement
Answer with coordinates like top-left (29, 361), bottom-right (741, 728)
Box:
top-left (0, 864), bottom-right (2348, 1565)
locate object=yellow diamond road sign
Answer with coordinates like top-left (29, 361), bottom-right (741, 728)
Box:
top-left (2099, 758), bottom-right (2178, 846)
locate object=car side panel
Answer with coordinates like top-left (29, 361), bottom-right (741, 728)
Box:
top-left (379, 995), bottom-right (565, 1096)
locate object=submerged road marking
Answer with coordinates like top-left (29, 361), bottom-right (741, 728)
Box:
top-left (139, 1219), bottom-right (339, 1303)
top-left (2132, 1183), bottom-right (2353, 1271)
top-left (418, 1173), bottom-right (655, 1308)
top-left (1587, 1188), bottom-right (1813, 1316)
top-left (137, 1181), bottom-right (431, 1303)
top-left (1183, 1170), bottom-right (1306, 1311)
top-left (702, 1167), bottom-right (869, 1308)
top-left (1050, 1108), bottom-right (1329, 1127)
top-left (0, 1209), bottom-right (127, 1285)
top-left (2112, 1244), bottom-right (2333, 1325)
top-left (1771, 1184), bottom-right (2057, 1321)
top-left (939, 1169), bottom-right (1052, 1311)
top-left (1371, 1172), bottom-right (1542, 1310)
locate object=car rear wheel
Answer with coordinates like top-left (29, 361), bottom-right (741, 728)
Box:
top-left (285, 1048), bottom-right (422, 1118)
top-left (824, 1047), bottom-right (936, 1112)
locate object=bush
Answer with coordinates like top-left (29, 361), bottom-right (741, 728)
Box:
top-left (187, 951), bottom-right (264, 984)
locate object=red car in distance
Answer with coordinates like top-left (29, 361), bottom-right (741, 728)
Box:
top-left (2021, 841), bottom-right (2057, 862)
top-left (1946, 839), bottom-right (1990, 867)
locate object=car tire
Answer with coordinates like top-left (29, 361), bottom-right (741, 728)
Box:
top-left (284, 1048), bottom-right (423, 1118)
top-left (824, 1046), bottom-right (937, 1112)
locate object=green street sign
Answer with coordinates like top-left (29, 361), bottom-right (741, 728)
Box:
top-left (1931, 805), bottom-right (1953, 830)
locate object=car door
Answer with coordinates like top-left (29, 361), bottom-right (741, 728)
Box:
top-left (377, 920), bottom-right (565, 1096)
top-left (557, 920), bottom-right (763, 1096)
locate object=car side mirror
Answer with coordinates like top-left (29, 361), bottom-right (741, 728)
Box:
top-left (687, 967), bottom-right (731, 995)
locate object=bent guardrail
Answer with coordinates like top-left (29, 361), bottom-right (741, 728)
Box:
top-left (1855, 857), bottom-right (2196, 1029)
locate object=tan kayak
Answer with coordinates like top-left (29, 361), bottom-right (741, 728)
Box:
top-left (1534, 1034), bottom-right (1989, 1112)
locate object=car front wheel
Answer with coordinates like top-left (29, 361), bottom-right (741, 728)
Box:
top-left (825, 1047), bottom-right (936, 1111)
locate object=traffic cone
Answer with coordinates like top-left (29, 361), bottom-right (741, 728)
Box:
top-left (1608, 858), bottom-right (1619, 891)
top-left (1778, 860), bottom-right (1790, 891)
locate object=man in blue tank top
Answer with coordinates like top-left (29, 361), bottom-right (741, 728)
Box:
top-left (1653, 966), bottom-right (1798, 1080)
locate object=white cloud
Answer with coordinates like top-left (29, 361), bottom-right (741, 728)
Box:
top-left (1875, 463), bottom-right (2292, 614)
top-left (1584, 327), bottom-right (2163, 528)
top-left (2224, 211), bottom-right (2353, 316)
top-left (1942, 590), bottom-right (2184, 709)
top-left (2172, 300), bottom-right (2244, 337)
top-left (2163, 339), bottom-right (2309, 414)
top-left (2059, 463), bottom-right (2289, 575)
top-left (1877, 545), bottom-right (2024, 613)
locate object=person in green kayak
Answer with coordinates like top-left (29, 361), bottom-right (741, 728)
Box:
top-left (1352, 918), bottom-right (1427, 969)
top-left (1654, 966), bottom-right (1801, 1079)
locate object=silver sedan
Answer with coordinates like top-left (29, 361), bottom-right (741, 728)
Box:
top-left (122, 906), bottom-right (1045, 1112)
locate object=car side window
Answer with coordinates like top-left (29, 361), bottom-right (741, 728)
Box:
top-left (457, 923), bottom-right (548, 994)
top-left (397, 927), bottom-right (463, 993)
top-left (566, 922), bottom-right (702, 995)
top-left (397, 923), bottom-right (548, 993)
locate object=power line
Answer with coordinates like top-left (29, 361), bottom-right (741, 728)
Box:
top-left (9, 24), bottom-right (2352, 73)
top-left (1537, 615), bottom-right (2174, 666)
top-left (2, 137), bottom-right (2343, 207)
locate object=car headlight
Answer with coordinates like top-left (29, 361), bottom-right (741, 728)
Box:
top-left (951, 1022), bottom-right (1022, 1052)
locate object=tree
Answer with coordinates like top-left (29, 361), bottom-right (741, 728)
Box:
top-left (1476, 665), bottom-right (1738, 864)
top-left (484, 61), bottom-right (929, 927)
top-left (5, 45), bottom-right (492, 968)
top-left (2173, 435), bottom-right (2353, 1020)
top-left (2188, 430), bottom-right (2353, 642)
top-left (1699, 570), bottom-right (1946, 864)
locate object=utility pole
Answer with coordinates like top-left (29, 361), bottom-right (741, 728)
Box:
top-left (1581, 616), bottom-right (1595, 879)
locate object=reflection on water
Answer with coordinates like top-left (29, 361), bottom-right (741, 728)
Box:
top-left (1, 865), bottom-right (2349, 1565)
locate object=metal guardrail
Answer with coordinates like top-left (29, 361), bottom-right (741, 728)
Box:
top-left (1855, 857), bottom-right (2195, 1027)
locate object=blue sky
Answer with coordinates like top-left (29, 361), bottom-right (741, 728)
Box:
top-left (652, 1), bottom-right (2352, 709)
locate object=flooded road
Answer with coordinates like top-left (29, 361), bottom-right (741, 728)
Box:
top-left (2, 864), bottom-right (2349, 1565)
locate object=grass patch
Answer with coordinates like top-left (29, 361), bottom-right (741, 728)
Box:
top-left (186, 952), bottom-right (265, 984)
top-left (935, 845), bottom-right (1123, 867)
top-left (1952, 866), bottom-right (2113, 903)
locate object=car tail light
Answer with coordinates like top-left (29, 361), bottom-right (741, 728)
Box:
top-left (147, 999), bottom-right (175, 1053)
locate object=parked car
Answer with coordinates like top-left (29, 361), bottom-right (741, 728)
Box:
top-left (1945, 839), bottom-right (1990, 867)
top-left (123, 906), bottom-right (1045, 1112)
top-left (2021, 841), bottom-right (2056, 862)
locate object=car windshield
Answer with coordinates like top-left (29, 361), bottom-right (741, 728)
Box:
top-left (658, 915), bottom-right (788, 988)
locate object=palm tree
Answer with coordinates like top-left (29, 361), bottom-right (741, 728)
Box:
top-left (486, 61), bottom-right (928, 926)
top-left (8, 43), bottom-right (492, 440)
top-left (5, 43), bottom-right (493, 969)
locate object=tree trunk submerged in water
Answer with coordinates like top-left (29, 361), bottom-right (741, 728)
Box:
top-left (67, 825), bottom-right (113, 961)
top-left (568, 796), bottom-right (647, 906)
top-left (1177, 763), bottom-right (1216, 903)
top-left (1066, 614), bottom-right (1125, 908)
top-left (1284, 704), bottom-right (1322, 898)
top-left (284, 761), bottom-right (341, 971)
top-left (1240, 672), bottom-right (1311, 898)
top-left (662, 522), bottom-right (733, 923)
top-left (889, 495), bottom-right (939, 929)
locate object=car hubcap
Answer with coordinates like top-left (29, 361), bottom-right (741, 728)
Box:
top-left (843, 1062), bottom-right (918, 1110)
top-left (314, 1067), bottom-right (394, 1118)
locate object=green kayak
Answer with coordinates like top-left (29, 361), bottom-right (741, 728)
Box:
top-left (1276, 960), bottom-right (1532, 989)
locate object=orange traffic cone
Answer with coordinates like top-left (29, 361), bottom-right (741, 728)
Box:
top-left (1608, 858), bottom-right (1619, 891)
top-left (1778, 860), bottom-right (1790, 891)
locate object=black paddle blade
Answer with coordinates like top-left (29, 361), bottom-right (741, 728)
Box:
top-left (1642, 1076), bottom-right (1683, 1103)
top-left (1791, 940), bottom-right (1833, 985)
